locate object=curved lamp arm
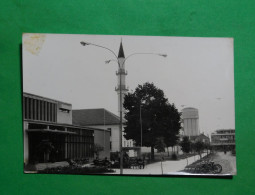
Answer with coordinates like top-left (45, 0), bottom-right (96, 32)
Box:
top-left (105, 53), bottom-right (167, 65)
top-left (105, 59), bottom-right (118, 64)
top-left (80, 41), bottom-right (118, 59)
top-left (124, 52), bottom-right (167, 63)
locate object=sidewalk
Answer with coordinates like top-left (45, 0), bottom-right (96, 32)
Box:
top-left (109, 153), bottom-right (207, 175)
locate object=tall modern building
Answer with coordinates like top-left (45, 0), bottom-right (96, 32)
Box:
top-left (182, 107), bottom-right (200, 136)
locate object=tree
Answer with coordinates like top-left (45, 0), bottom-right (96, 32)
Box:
top-left (180, 136), bottom-right (191, 165)
top-left (204, 142), bottom-right (211, 155)
top-left (93, 144), bottom-right (104, 158)
top-left (154, 137), bottom-right (166, 174)
top-left (155, 137), bottom-right (166, 153)
top-left (123, 82), bottom-right (181, 160)
top-left (193, 141), bottom-right (205, 159)
top-left (36, 140), bottom-right (55, 162)
top-left (165, 133), bottom-right (179, 156)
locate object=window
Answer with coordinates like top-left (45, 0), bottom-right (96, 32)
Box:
top-left (107, 128), bottom-right (112, 136)
top-left (59, 108), bottom-right (70, 113)
top-left (23, 96), bottom-right (57, 122)
top-left (47, 102), bottom-right (50, 121)
top-left (24, 97), bottom-right (28, 119)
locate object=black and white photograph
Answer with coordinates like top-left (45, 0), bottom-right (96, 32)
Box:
top-left (22, 33), bottom-right (236, 176)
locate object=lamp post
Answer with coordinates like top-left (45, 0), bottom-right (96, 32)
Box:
top-left (139, 97), bottom-right (155, 157)
top-left (80, 40), bottom-right (166, 174)
top-left (140, 103), bottom-right (143, 157)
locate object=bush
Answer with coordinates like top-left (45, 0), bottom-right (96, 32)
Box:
top-left (171, 153), bottom-right (178, 160)
top-left (110, 152), bottom-right (119, 161)
top-left (38, 166), bottom-right (114, 175)
top-left (231, 148), bottom-right (236, 156)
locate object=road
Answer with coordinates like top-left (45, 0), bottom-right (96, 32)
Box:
top-left (178, 151), bottom-right (236, 175)
top-left (109, 153), bottom-right (207, 175)
top-left (108, 151), bottom-right (236, 175)
top-left (211, 151), bottom-right (236, 175)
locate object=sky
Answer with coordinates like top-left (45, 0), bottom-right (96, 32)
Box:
top-left (22, 33), bottom-right (235, 135)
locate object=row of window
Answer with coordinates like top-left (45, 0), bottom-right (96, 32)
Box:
top-left (62, 127), bottom-right (94, 159)
top-left (66, 142), bottom-right (94, 159)
top-left (68, 128), bottom-right (94, 137)
top-left (66, 133), bottom-right (93, 144)
top-left (27, 122), bottom-right (95, 161)
top-left (123, 140), bottom-right (133, 147)
top-left (216, 130), bottom-right (235, 134)
top-left (212, 135), bottom-right (235, 140)
top-left (23, 97), bottom-right (57, 122)
top-left (211, 140), bottom-right (235, 143)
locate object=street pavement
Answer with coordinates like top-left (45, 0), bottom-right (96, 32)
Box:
top-left (178, 151), bottom-right (236, 175)
top-left (211, 151), bottom-right (236, 175)
top-left (109, 153), bottom-right (207, 175)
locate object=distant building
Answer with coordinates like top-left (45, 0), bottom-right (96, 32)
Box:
top-left (190, 133), bottom-right (210, 144)
top-left (23, 93), bottom-right (110, 165)
top-left (182, 107), bottom-right (200, 136)
top-left (72, 108), bottom-right (134, 154)
top-left (211, 129), bottom-right (235, 151)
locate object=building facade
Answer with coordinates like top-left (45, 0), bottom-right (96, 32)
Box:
top-left (23, 93), bottom-right (110, 165)
top-left (182, 107), bottom-right (200, 136)
top-left (190, 133), bottom-right (210, 144)
top-left (211, 129), bottom-right (235, 151)
top-left (72, 108), bottom-right (134, 154)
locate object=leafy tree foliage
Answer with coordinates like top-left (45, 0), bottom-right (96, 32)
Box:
top-left (93, 144), bottom-right (104, 158)
top-left (155, 137), bottom-right (166, 174)
top-left (35, 140), bottom-right (55, 162)
top-left (123, 82), bottom-right (181, 159)
top-left (180, 136), bottom-right (191, 154)
top-left (155, 137), bottom-right (166, 153)
top-left (180, 136), bottom-right (191, 165)
top-left (193, 141), bottom-right (205, 158)
top-left (165, 133), bottom-right (179, 156)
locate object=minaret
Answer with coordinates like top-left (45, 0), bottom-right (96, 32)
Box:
top-left (115, 40), bottom-right (128, 112)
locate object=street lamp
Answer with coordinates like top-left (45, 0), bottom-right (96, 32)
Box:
top-left (80, 40), bottom-right (166, 174)
top-left (105, 52), bottom-right (167, 65)
top-left (139, 100), bottom-right (145, 156)
top-left (81, 41), bottom-right (125, 174)
top-left (140, 103), bottom-right (142, 149)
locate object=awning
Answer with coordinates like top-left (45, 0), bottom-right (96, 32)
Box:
top-left (26, 129), bottom-right (77, 135)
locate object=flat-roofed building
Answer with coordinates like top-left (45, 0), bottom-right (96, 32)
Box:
top-left (190, 133), bottom-right (210, 144)
top-left (23, 93), bottom-right (110, 165)
top-left (211, 129), bottom-right (235, 151)
top-left (72, 108), bottom-right (134, 154)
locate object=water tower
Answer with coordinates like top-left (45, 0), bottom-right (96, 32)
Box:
top-left (182, 107), bottom-right (199, 136)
